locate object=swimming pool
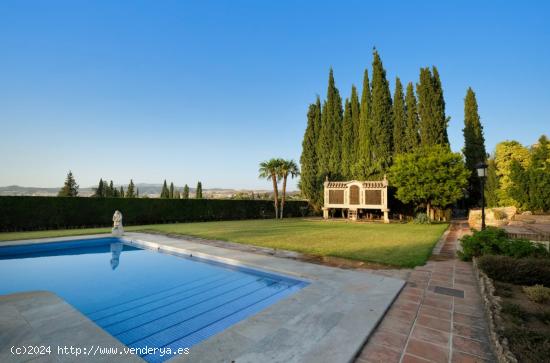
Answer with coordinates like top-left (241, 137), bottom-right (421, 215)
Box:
top-left (0, 237), bottom-right (309, 362)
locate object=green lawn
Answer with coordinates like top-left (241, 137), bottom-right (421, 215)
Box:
top-left (0, 219), bottom-right (448, 267)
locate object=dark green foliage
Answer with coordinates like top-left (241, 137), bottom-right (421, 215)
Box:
top-left (182, 184), bottom-right (190, 199)
top-left (462, 88), bottom-right (487, 206)
top-left (503, 327), bottom-right (550, 363)
top-left (57, 171), bottom-right (79, 197)
top-left (417, 67), bottom-right (449, 147)
top-left (369, 50), bottom-right (393, 177)
top-left (350, 85), bottom-right (361, 168)
top-left (160, 180), bottom-right (170, 199)
top-left (413, 213), bottom-right (431, 224)
top-left (0, 196), bottom-right (310, 231)
top-left (353, 69), bottom-right (372, 179)
top-left (477, 255), bottom-right (550, 287)
top-left (196, 181), bottom-right (203, 199)
top-left (169, 182), bottom-right (175, 199)
top-left (389, 145), bottom-right (469, 214)
top-left (341, 98), bottom-right (353, 179)
top-left (126, 180), bottom-right (136, 198)
top-left (458, 227), bottom-right (550, 261)
top-left (119, 186), bottom-right (124, 198)
top-left (299, 98), bottom-right (322, 210)
top-left (404, 82), bottom-right (420, 152)
top-left (392, 77), bottom-right (407, 155)
top-left (93, 179), bottom-right (105, 198)
top-left (317, 68), bottom-right (343, 179)
top-left (509, 135), bottom-right (550, 212)
top-left (485, 158), bottom-right (499, 207)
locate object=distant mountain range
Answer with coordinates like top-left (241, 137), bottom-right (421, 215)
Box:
top-left (0, 184), bottom-right (292, 199)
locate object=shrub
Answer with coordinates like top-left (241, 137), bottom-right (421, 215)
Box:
top-left (458, 227), bottom-right (550, 261)
top-left (413, 213), bottom-right (431, 224)
top-left (477, 255), bottom-right (550, 287)
top-left (523, 284), bottom-right (550, 303)
top-left (492, 209), bottom-right (507, 220)
top-left (0, 196), bottom-right (310, 231)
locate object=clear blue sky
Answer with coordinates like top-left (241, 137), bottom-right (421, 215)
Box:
top-left (1, 1), bottom-right (548, 190)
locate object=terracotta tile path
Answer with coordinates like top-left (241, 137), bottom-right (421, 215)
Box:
top-left (356, 221), bottom-right (496, 363)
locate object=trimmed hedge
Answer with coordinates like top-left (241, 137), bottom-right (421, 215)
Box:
top-left (0, 196), bottom-right (311, 231)
top-left (477, 255), bottom-right (550, 287)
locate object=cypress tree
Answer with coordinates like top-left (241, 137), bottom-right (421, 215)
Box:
top-left (58, 171), bottom-right (79, 197)
top-left (136, 188), bottom-right (139, 197)
top-left (353, 69), bottom-right (372, 179)
top-left (160, 180), bottom-right (170, 198)
top-left (126, 179), bottom-right (136, 198)
top-left (93, 178), bottom-right (105, 197)
top-left (300, 98), bottom-right (321, 209)
top-left (350, 85), bottom-right (360, 171)
top-left (196, 181), bottom-right (203, 199)
top-left (317, 68), bottom-right (343, 179)
top-left (369, 50), bottom-right (393, 177)
top-left (417, 67), bottom-right (449, 147)
top-left (462, 87), bottom-right (487, 206)
top-left (169, 182), bottom-right (175, 199)
top-left (341, 98), bottom-right (353, 179)
top-left (108, 180), bottom-right (115, 198)
top-left (404, 82), bottom-right (420, 152)
top-left (182, 184), bottom-right (189, 199)
top-left (392, 77), bottom-right (407, 155)
top-left (119, 186), bottom-right (124, 198)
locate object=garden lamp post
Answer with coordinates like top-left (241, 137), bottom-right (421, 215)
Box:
top-left (476, 162), bottom-right (488, 230)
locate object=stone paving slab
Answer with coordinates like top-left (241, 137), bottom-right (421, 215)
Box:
top-left (355, 221), bottom-right (497, 363)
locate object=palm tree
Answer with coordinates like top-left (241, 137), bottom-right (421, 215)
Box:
top-left (259, 159), bottom-right (282, 218)
top-left (278, 159), bottom-right (300, 219)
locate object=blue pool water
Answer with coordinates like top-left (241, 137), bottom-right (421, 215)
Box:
top-left (0, 238), bottom-right (308, 362)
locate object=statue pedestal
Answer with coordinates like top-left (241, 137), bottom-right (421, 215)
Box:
top-left (112, 226), bottom-right (124, 237)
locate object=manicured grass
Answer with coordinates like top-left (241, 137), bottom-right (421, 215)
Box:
top-left (0, 227), bottom-right (111, 241)
top-left (0, 219), bottom-right (448, 267)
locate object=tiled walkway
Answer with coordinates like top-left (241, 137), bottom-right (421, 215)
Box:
top-left (356, 221), bottom-right (496, 363)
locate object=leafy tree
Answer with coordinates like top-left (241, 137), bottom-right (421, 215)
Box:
top-left (392, 77), bottom-right (407, 155)
top-left (389, 145), bottom-right (470, 218)
top-left (317, 68), bottom-right (343, 179)
top-left (404, 82), bottom-right (420, 152)
top-left (341, 97), bottom-right (353, 179)
top-left (195, 181), bottom-right (203, 199)
top-left (259, 158), bottom-right (282, 218)
top-left (494, 141), bottom-right (530, 206)
top-left (126, 179), bottom-right (136, 198)
top-left (353, 69), bottom-right (372, 179)
top-left (160, 180), bottom-right (170, 199)
top-left (485, 157), bottom-right (499, 208)
top-left (417, 67), bottom-right (449, 147)
top-left (300, 98), bottom-right (322, 210)
top-left (182, 184), bottom-right (189, 199)
top-left (58, 171), bottom-right (79, 197)
top-left (278, 159), bottom-right (299, 219)
top-left (169, 182), bottom-right (175, 199)
top-left (369, 49), bottom-right (393, 177)
top-left (92, 178), bottom-right (105, 198)
top-left (509, 135), bottom-right (550, 212)
top-left (462, 87), bottom-right (487, 206)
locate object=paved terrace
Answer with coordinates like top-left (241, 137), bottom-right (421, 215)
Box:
top-left (355, 221), bottom-right (496, 363)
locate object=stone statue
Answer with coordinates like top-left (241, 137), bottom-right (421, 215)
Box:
top-left (112, 210), bottom-right (124, 236)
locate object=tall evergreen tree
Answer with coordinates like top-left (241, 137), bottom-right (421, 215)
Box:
top-left (160, 180), bottom-right (170, 198)
top-left (369, 50), bottom-right (393, 177)
top-left (353, 69), bottom-right (372, 179)
top-left (169, 182), bottom-right (175, 199)
top-left (350, 85), bottom-right (361, 170)
top-left (392, 77), bottom-right (407, 155)
top-left (404, 82), bottom-right (420, 152)
top-left (126, 179), bottom-right (136, 198)
top-left (182, 184), bottom-right (190, 199)
top-left (341, 98), bottom-right (353, 179)
top-left (462, 87), bottom-right (487, 205)
top-left (196, 181), bottom-right (203, 199)
top-left (417, 67), bottom-right (449, 147)
top-left (93, 178), bottom-right (105, 197)
top-left (119, 186), bottom-right (124, 198)
top-left (136, 188), bottom-right (140, 197)
top-left (108, 180), bottom-right (115, 197)
top-left (317, 68), bottom-right (343, 179)
top-left (58, 171), bottom-right (79, 197)
top-left (300, 98), bottom-right (321, 209)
